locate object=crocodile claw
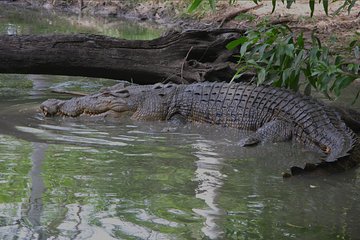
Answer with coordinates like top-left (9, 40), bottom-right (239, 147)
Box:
top-left (238, 136), bottom-right (260, 147)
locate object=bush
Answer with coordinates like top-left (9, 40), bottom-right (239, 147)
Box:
top-left (226, 24), bottom-right (359, 101)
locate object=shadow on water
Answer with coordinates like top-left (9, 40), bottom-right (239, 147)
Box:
top-left (26, 142), bottom-right (48, 239)
top-left (1, 3), bottom-right (360, 240)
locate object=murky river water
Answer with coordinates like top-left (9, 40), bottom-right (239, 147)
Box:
top-left (1, 4), bottom-right (360, 239)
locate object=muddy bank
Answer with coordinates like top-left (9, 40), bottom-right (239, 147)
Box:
top-left (1, 0), bottom-right (199, 29)
top-left (4, 0), bottom-right (360, 46)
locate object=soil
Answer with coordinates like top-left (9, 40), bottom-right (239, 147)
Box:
top-left (210, 1), bottom-right (360, 53)
top-left (5, 0), bottom-right (360, 50)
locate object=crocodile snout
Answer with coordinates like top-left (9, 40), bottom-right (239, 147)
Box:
top-left (40, 99), bottom-right (63, 117)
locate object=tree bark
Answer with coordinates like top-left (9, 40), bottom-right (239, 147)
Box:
top-left (1, 28), bottom-right (359, 130)
top-left (0, 29), bottom-right (246, 84)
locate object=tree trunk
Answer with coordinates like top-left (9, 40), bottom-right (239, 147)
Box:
top-left (0, 29), bottom-right (246, 84)
top-left (1, 28), bottom-right (359, 131)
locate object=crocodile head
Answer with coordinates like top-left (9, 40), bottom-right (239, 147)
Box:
top-left (40, 83), bottom-right (139, 118)
top-left (40, 82), bottom-right (178, 119)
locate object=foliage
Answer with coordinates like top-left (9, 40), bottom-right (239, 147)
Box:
top-left (226, 24), bottom-right (360, 99)
top-left (188, 0), bottom-right (358, 17)
top-left (188, 0), bottom-right (360, 101)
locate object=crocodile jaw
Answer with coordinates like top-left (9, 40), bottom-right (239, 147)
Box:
top-left (40, 97), bottom-right (131, 117)
top-left (41, 99), bottom-right (65, 117)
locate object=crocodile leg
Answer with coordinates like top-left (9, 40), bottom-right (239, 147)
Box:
top-left (161, 113), bottom-right (187, 133)
top-left (238, 119), bottom-right (293, 146)
top-left (167, 113), bottom-right (187, 125)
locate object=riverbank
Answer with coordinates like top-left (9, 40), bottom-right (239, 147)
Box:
top-left (3, 0), bottom-right (360, 47)
top-left (0, 0), bottom-right (196, 29)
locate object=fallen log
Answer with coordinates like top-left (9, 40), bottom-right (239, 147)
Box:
top-left (1, 28), bottom-right (359, 129)
top-left (0, 29), bottom-right (245, 84)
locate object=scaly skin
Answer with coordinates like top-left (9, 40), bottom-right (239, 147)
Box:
top-left (40, 82), bottom-right (359, 176)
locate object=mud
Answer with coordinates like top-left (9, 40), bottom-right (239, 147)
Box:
top-left (2, 0), bottom-right (360, 54)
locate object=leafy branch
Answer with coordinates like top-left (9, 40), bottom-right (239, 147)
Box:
top-left (226, 24), bottom-right (360, 100)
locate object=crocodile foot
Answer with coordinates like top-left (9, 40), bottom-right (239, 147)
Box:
top-left (238, 136), bottom-right (260, 147)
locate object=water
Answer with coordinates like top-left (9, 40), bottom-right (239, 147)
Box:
top-left (0, 3), bottom-right (162, 39)
top-left (1, 4), bottom-right (360, 239)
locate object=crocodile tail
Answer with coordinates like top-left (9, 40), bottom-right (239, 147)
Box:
top-left (324, 105), bottom-right (358, 162)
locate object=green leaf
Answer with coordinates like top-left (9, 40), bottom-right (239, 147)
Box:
top-left (322, 0), bottom-right (329, 15)
top-left (296, 32), bottom-right (304, 49)
top-left (258, 68), bottom-right (266, 84)
top-left (353, 63), bottom-right (359, 74)
top-left (351, 89), bottom-right (360, 105)
top-left (349, 40), bottom-right (358, 48)
top-left (282, 68), bottom-right (292, 83)
top-left (348, 0), bottom-right (357, 14)
top-left (273, 78), bottom-right (283, 87)
top-left (272, 0), bottom-right (277, 13)
top-left (304, 83), bottom-right (312, 96)
top-left (208, 0), bottom-right (216, 10)
top-left (286, 0), bottom-right (294, 8)
top-left (284, 44), bottom-right (295, 58)
top-left (331, 75), bottom-right (357, 97)
top-left (311, 33), bottom-right (322, 48)
top-left (258, 44), bottom-right (268, 60)
top-left (235, 13), bottom-right (256, 21)
top-left (309, 0), bottom-right (315, 17)
top-left (333, 0), bottom-right (348, 16)
top-left (348, 63), bottom-right (354, 72)
top-left (267, 53), bottom-right (275, 68)
top-left (247, 59), bottom-right (258, 66)
top-left (230, 66), bottom-right (248, 83)
top-left (320, 75), bottom-right (332, 90)
top-left (226, 37), bottom-right (248, 50)
top-left (188, 0), bottom-right (203, 13)
top-left (334, 55), bottom-right (342, 66)
top-left (240, 41), bottom-right (252, 57)
top-left (338, 76), bottom-right (357, 90)
top-left (294, 49), bottom-right (305, 67)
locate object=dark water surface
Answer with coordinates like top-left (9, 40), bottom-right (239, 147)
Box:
top-left (1, 4), bottom-right (360, 239)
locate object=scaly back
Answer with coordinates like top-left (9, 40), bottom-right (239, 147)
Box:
top-left (170, 82), bottom-right (357, 162)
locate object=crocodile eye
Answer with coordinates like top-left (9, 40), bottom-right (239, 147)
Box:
top-left (153, 83), bottom-right (163, 89)
top-left (114, 89), bottom-right (129, 94)
top-left (103, 89), bottom-right (129, 98)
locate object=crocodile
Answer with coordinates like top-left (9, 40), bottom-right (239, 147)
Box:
top-left (40, 82), bottom-right (359, 176)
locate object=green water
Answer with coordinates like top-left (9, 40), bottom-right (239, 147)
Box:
top-left (0, 3), bottom-right (162, 39)
top-left (1, 3), bottom-right (360, 239)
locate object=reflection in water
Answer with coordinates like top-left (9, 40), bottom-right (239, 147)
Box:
top-left (0, 101), bottom-right (360, 239)
top-left (17, 125), bottom-right (129, 147)
top-left (0, 3), bottom-right (162, 39)
top-left (6, 23), bottom-right (17, 35)
top-left (192, 140), bottom-right (226, 239)
top-left (26, 142), bottom-right (48, 239)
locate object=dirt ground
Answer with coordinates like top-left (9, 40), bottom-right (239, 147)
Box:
top-left (206, 1), bottom-right (360, 50)
top-left (68, 0), bottom-right (360, 51)
top-left (7, 0), bottom-right (360, 51)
